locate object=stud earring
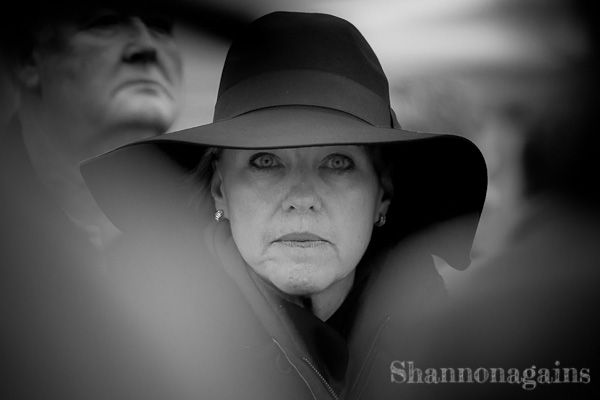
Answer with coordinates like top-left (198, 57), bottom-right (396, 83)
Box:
top-left (215, 209), bottom-right (224, 222)
top-left (375, 214), bottom-right (386, 227)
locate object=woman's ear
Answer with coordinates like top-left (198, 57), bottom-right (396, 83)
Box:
top-left (210, 169), bottom-right (228, 218)
top-left (376, 195), bottom-right (391, 223)
top-left (375, 173), bottom-right (393, 222)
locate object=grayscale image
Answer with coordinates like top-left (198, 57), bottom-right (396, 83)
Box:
top-left (1, 1), bottom-right (597, 399)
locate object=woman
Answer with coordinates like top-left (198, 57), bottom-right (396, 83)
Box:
top-left (82, 12), bottom-right (487, 400)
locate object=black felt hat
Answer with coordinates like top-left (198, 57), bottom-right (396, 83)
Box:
top-left (81, 11), bottom-right (487, 269)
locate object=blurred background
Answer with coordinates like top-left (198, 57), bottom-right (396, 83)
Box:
top-left (171, 0), bottom-right (590, 130)
top-left (1, 3), bottom-right (597, 397)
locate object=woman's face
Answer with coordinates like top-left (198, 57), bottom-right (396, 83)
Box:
top-left (211, 146), bottom-right (390, 296)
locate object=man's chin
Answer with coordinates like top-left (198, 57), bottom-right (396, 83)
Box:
top-left (115, 91), bottom-right (177, 119)
top-left (111, 100), bottom-right (176, 132)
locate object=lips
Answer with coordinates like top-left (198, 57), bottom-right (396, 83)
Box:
top-left (273, 233), bottom-right (330, 249)
top-left (275, 232), bottom-right (328, 242)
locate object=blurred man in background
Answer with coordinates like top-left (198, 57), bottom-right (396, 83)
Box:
top-left (1, 0), bottom-right (182, 253)
top-left (0, 1), bottom-right (184, 398)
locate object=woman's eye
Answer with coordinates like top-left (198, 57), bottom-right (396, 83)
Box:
top-left (322, 154), bottom-right (354, 172)
top-left (249, 153), bottom-right (282, 170)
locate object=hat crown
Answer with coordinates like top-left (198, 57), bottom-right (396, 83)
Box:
top-left (214, 12), bottom-right (395, 127)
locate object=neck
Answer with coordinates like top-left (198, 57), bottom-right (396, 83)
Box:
top-left (264, 271), bottom-right (355, 321)
top-left (304, 271), bottom-right (355, 321)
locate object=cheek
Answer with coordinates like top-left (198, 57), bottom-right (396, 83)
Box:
top-left (40, 46), bottom-right (108, 100)
top-left (332, 188), bottom-right (378, 263)
top-left (225, 185), bottom-right (271, 262)
top-left (162, 42), bottom-right (183, 82)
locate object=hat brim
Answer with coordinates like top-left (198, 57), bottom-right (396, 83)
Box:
top-left (150, 106), bottom-right (442, 148)
top-left (81, 106), bottom-right (487, 269)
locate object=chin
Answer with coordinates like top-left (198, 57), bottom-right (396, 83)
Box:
top-left (112, 97), bottom-right (177, 131)
top-left (271, 271), bottom-right (332, 297)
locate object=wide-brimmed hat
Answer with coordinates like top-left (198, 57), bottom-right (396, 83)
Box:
top-left (81, 11), bottom-right (487, 269)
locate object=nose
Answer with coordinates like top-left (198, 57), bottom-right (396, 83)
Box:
top-left (281, 178), bottom-right (323, 214)
top-left (122, 17), bottom-right (158, 64)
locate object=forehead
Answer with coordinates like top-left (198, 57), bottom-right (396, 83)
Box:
top-left (220, 145), bottom-right (370, 160)
top-left (224, 144), bottom-right (369, 153)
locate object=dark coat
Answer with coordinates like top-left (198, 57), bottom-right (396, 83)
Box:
top-left (0, 117), bottom-right (476, 399)
top-left (411, 197), bottom-right (600, 399)
top-left (106, 202), bottom-right (456, 400)
top-left (0, 118), bottom-right (179, 399)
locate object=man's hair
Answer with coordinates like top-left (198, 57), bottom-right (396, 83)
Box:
top-left (3, 1), bottom-right (85, 62)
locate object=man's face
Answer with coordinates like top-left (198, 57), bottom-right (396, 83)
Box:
top-left (28, 7), bottom-right (183, 160)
